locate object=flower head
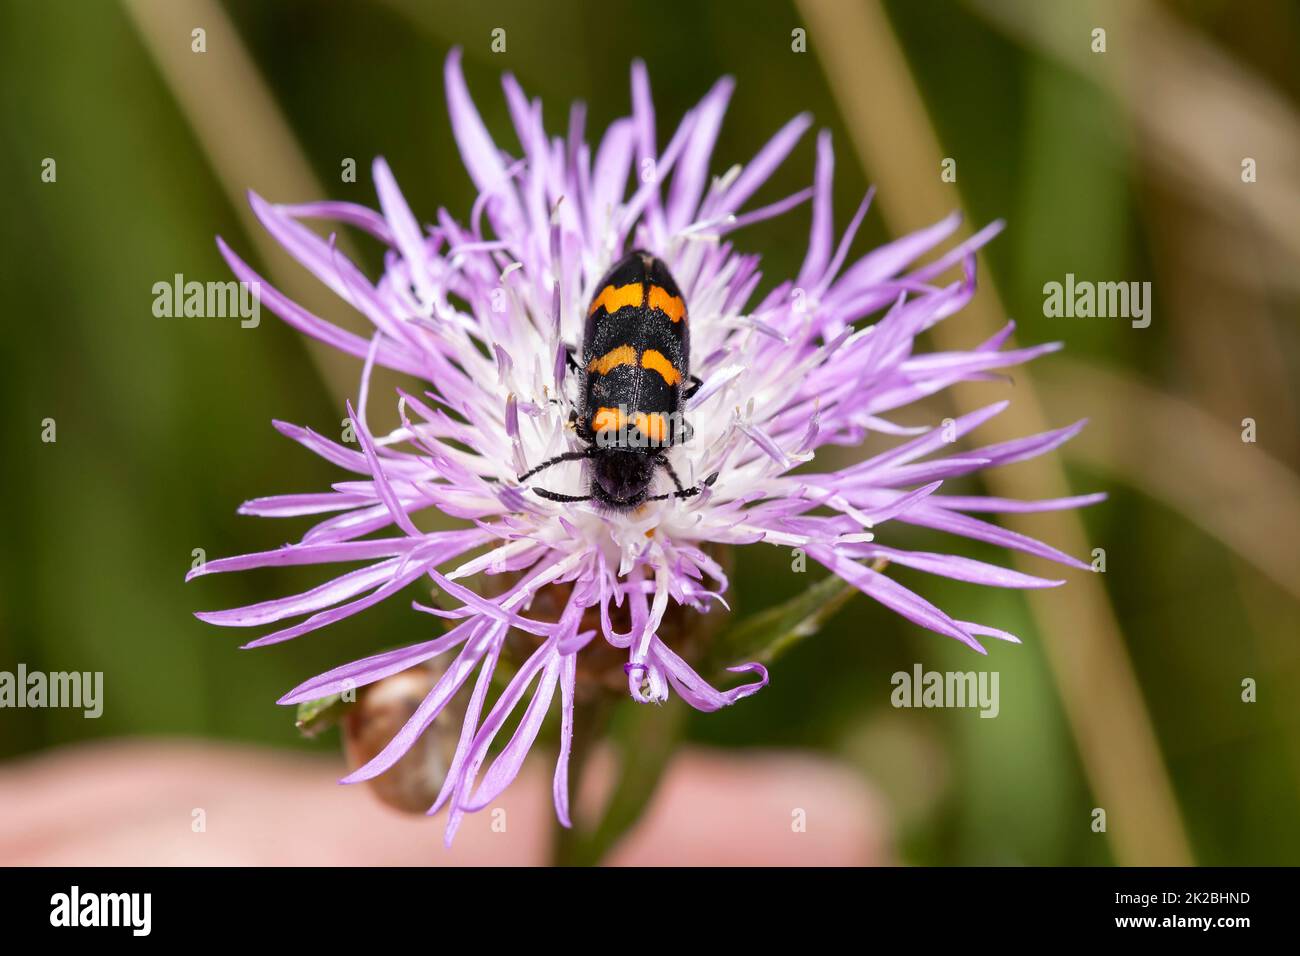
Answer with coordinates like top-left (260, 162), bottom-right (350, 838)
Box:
top-left (194, 49), bottom-right (1100, 843)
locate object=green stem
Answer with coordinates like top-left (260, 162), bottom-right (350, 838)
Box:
top-left (551, 696), bottom-right (685, 866)
top-left (551, 692), bottom-right (615, 866)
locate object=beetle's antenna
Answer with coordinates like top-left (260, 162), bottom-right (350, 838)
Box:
top-left (531, 487), bottom-right (593, 503)
top-left (518, 448), bottom-right (592, 483)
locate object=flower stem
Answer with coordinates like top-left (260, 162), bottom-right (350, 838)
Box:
top-left (551, 696), bottom-right (686, 866)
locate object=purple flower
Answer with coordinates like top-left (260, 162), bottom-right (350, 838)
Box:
top-left (193, 49), bottom-right (1101, 844)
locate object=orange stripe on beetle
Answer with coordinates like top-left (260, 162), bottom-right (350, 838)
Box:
top-left (639, 349), bottom-right (682, 386)
top-left (633, 412), bottom-right (668, 442)
top-left (591, 407), bottom-right (626, 432)
top-left (588, 283), bottom-right (644, 317)
top-left (587, 345), bottom-right (637, 376)
top-left (648, 285), bottom-right (687, 323)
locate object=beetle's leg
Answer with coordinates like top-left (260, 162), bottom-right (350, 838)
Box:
top-left (565, 344), bottom-right (582, 372)
top-left (573, 412), bottom-right (596, 443)
top-left (548, 351), bottom-right (583, 410)
top-left (683, 374), bottom-right (703, 400)
top-left (656, 454), bottom-right (687, 493)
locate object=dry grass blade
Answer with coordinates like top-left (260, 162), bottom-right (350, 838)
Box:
top-left (796, 0), bottom-right (1194, 865)
top-left (122, 0), bottom-right (367, 405)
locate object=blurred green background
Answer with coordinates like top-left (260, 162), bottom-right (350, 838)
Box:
top-left (1, 0), bottom-right (1296, 865)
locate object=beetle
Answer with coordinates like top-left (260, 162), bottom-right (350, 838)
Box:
top-left (519, 250), bottom-right (714, 509)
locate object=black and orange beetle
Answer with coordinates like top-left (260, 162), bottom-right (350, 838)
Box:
top-left (520, 250), bottom-right (715, 510)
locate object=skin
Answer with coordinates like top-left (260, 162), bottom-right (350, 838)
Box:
top-left (0, 739), bottom-right (889, 866)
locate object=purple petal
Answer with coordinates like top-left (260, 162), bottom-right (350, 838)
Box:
top-left (931, 492), bottom-right (1108, 513)
top-left (831, 211), bottom-right (961, 298)
top-left (654, 638), bottom-right (768, 712)
top-left (667, 76), bottom-right (735, 231)
top-left (278, 619), bottom-right (478, 705)
top-left (797, 130), bottom-right (834, 288)
top-left (960, 621), bottom-right (1023, 645)
top-left (443, 48), bottom-right (520, 220)
top-left (187, 537), bottom-right (429, 581)
top-left (810, 546), bottom-right (985, 652)
top-left (866, 546), bottom-right (1065, 589)
top-left (280, 200), bottom-right (395, 244)
top-left (341, 622), bottom-right (505, 783)
top-left (216, 238), bottom-right (426, 379)
top-left (464, 651), bottom-right (561, 811)
top-left (552, 652), bottom-right (578, 828)
top-left (901, 505), bottom-right (1092, 571)
top-left (714, 112), bottom-right (812, 217)
top-left (347, 400), bottom-right (422, 537)
top-left (372, 157), bottom-right (435, 303)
